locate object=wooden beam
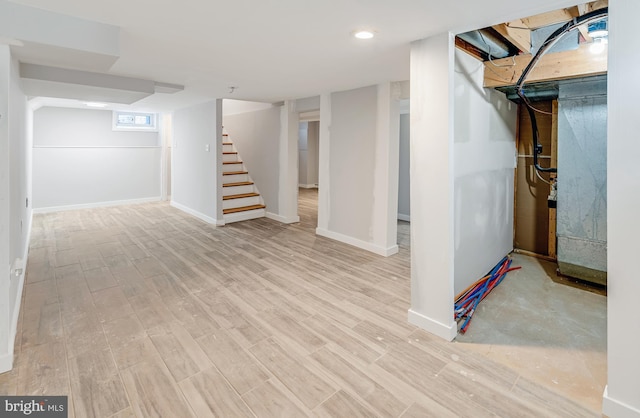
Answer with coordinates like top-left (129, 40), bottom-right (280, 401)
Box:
top-left (521, 8), bottom-right (575, 29)
top-left (578, 24), bottom-right (593, 43)
top-left (520, 1), bottom-right (608, 29)
top-left (586, 0), bottom-right (608, 12)
top-left (492, 19), bottom-right (531, 53)
top-left (454, 36), bottom-right (487, 62)
top-left (483, 42), bottom-right (607, 88)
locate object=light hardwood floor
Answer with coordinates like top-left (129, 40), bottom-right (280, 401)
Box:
top-left (0, 189), bottom-right (598, 417)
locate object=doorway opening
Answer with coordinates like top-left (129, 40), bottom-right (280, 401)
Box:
top-left (298, 113), bottom-right (319, 230)
top-left (452, 1), bottom-right (608, 411)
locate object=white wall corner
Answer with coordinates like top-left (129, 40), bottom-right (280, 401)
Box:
top-left (171, 201), bottom-right (224, 226)
top-left (278, 101), bottom-right (299, 223)
top-left (603, 386), bottom-right (640, 418)
top-left (409, 33), bottom-right (456, 343)
top-left (408, 309), bottom-right (458, 341)
top-left (316, 227), bottom-right (398, 257)
top-left (266, 212), bottom-right (299, 224)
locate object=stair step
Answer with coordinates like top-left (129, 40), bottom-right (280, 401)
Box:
top-left (223, 171), bottom-right (248, 175)
top-left (223, 181), bottom-right (254, 187)
top-left (223, 192), bottom-right (260, 200)
top-left (223, 142), bottom-right (233, 145)
top-left (223, 161), bottom-right (243, 165)
top-left (223, 204), bottom-right (266, 215)
top-left (223, 152), bottom-right (238, 155)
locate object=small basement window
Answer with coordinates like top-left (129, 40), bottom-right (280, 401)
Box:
top-left (113, 111), bottom-right (157, 131)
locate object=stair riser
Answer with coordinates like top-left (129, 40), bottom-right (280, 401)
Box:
top-left (223, 153), bottom-right (238, 163)
top-left (223, 208), bottom-right (266, 224)
top-left (223, 144), bottom-right (234, 153)
top-left (223, 185), bottom-right (254, 196)
top-left (223, 173), bottom-right (249, 183)
top-left (223, 196), bottom-right (262, 210)
top-left (223, 163), bottom-right (244, 173)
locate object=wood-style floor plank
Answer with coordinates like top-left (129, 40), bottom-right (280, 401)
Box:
top-left (1, 190), bottom-right (602, 417)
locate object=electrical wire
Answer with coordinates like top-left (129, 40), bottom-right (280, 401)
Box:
top-left (516, 8), bottom-right (608, 175)
top-left (454, 256), bottom-right (521, 334)
top-left (477, 31), bottom-right (517, 68)
top-left (516, 8), bottom-right (608, 174)
top-left (535, 168), bottom-right (552, 185)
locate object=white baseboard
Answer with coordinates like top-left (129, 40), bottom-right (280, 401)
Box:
top-left (33, 197), bottom-right (161, 213)
top-left (603, 386), bottom-right (640, 417)
top-left (266, 212), bottom-right (300, 224)
top-left (408, 308), bottom-right (458, 342)
top-left (170, 201), bottom-right (224, 225)
top-left (398, 213), bottom-right (410, 222)
top-left (315, 228), bottom-right (398, 257)
top-left (298, 184), bottom-right (318, 189)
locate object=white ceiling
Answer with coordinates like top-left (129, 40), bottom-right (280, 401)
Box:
top-left (8, 0), bottom-right (580, 111)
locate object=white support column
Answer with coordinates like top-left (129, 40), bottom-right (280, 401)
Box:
top-left (275, 101), bottom-right (300, 224)
top-left (407, 33), bottom-right (457, 341)
top-left (371, 82), bottom-right (400, 256)
top-left (603, 1), bottom-right (640, 416)
top-left (316, 93), bottom-right (331, 233)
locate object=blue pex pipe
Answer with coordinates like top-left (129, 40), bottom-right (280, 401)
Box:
top-left (455, 256), bottom-right (515, 333)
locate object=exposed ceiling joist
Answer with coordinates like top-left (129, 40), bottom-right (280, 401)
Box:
top-left (520, 8), bottom-right (575, 30)
top-left (492, 19), bottom-right (531, 52)
top-left (519, 0), bottom-right (608, 29)
top-left (483, 42), bottom-right (607, 88)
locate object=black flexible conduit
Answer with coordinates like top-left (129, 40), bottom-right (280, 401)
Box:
top-left (516, 7), bottom-right (608, 173)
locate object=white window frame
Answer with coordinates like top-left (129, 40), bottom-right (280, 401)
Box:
top-left (112, 111), bottom-right (158, 132)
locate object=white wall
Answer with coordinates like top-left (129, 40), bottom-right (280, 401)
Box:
top-left (298, 122), bottom-right (309, 186)
top-left (398, 113), bottom-right (410, 220)
top-left (307, 121), bottom-right (319, 187)
top-left (33, 148), bottom-right (161, 210)
top-left (0, 47), bottom-right (31, 373)
top-left (9, 56), bottom-right (30, 334)
top-left (603, 1), bottom-right (640, 416)
top-left (223, 105), bottom-right (282, 214)
top-left (316, 83), bottom-right (399, 256)
top-left (298, 121), bottom-right (319, 188)
top-left (34, 107), bottom-right (158, 146)
top-left (172, 100), bottom-right (222, 224)
top-left (32, 107), bottom-right (161, 210)
top-left (222, 99), bottom-right (273, 116)
top-left (452, 49), bottom-right (516, 295)
top-left (0, 46), bottom-right (12, 372)
top-left (408, 34), bottom-right (458, 341)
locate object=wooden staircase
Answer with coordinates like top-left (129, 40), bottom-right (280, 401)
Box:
top-left (222, 134), bottom-right (266, 223)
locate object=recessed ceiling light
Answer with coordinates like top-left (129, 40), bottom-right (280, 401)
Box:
top-left (85, 102), bottom-right (108, 108)
top-left (354, 30), bottom-right (375, 40)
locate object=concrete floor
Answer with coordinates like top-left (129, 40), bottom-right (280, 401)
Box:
top-left (455, 253), bottom-right (607, 412)
top-left (321, 188), bottom-right (607, 413)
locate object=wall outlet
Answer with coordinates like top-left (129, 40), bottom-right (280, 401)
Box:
top-left (205, 144), bottom-right (210, 152)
